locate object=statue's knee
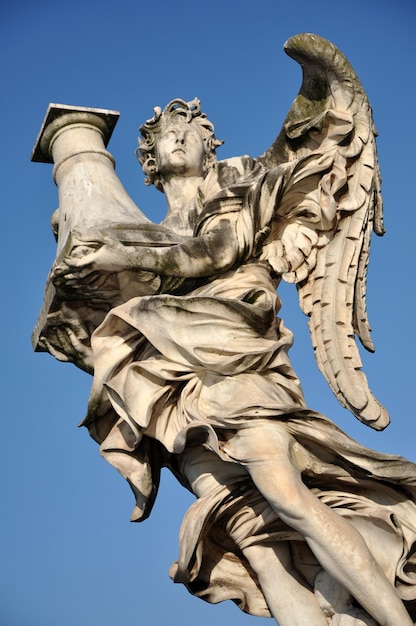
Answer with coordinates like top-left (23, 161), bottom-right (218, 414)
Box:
top-left (222, 424), bottom-right (291, 463)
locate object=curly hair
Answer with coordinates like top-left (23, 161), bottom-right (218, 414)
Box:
top-left (136, 98), bottom-right (223, 192)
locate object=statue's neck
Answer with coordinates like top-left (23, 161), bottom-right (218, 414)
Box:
top-left (160, 174), bottom-right (203, 235)
top-left (162, 175), bottom-right (204, 217)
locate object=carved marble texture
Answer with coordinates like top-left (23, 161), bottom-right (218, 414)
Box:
top-left (33, 35), bottom-right (416, 626)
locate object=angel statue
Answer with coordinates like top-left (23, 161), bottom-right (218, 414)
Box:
top-left (32, 34), bottom-right (416, 625)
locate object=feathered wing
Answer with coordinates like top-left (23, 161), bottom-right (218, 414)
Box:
top-left (259, 34), bottom-right (388, 430)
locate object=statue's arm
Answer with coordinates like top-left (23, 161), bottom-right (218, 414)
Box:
top-left (53, 217), bottom-right (240, 283)
top-left (130, 219), bottom-right (239, 277)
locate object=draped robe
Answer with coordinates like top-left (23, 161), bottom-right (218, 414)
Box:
top-left (81, 155), bottom-right (416, 617)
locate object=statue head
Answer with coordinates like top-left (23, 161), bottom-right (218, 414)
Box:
top-left (136, 98), bottom-right (223, 192)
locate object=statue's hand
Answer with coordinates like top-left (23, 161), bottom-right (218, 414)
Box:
top-left (52, 242), bottom-right (127, 283)
top-left (73, 241), bottom-right (128, 271)
top-left (41, 304), bottom-right (94, 373)
top-left (50, 242), bottom-right (129, 300)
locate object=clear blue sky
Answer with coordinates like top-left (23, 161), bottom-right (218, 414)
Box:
top-left (2, 1), bottom-right (415, 625)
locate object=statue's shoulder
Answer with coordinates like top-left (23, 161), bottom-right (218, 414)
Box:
top-left (201, 155), bottom-right (264, 200)
top-left (214, 155), bottom-right (263, 187)
top-left (196, 156), bottom-right (265, 232)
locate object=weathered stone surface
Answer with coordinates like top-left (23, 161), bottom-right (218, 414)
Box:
top-left (32, 104), bottom-right (185, 370)
top-left (32, 35), bottom-right (416, 626)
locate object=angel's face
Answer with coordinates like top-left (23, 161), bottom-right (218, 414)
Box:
top-left (156, 120), bottom-right (205, 179)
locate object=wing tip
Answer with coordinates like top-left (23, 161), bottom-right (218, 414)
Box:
top-left (351, 397), bottom-right (390, 431)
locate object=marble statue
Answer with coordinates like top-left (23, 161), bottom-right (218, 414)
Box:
top-left (32, 34), bottom-right (416, 625)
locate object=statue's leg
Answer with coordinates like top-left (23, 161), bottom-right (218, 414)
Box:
top-left (180, 446), bottom-right (328, 625)
top-left (242, 542), bottom-right (328, 626)
top-left (222, 423), bottom-right (413, 626)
